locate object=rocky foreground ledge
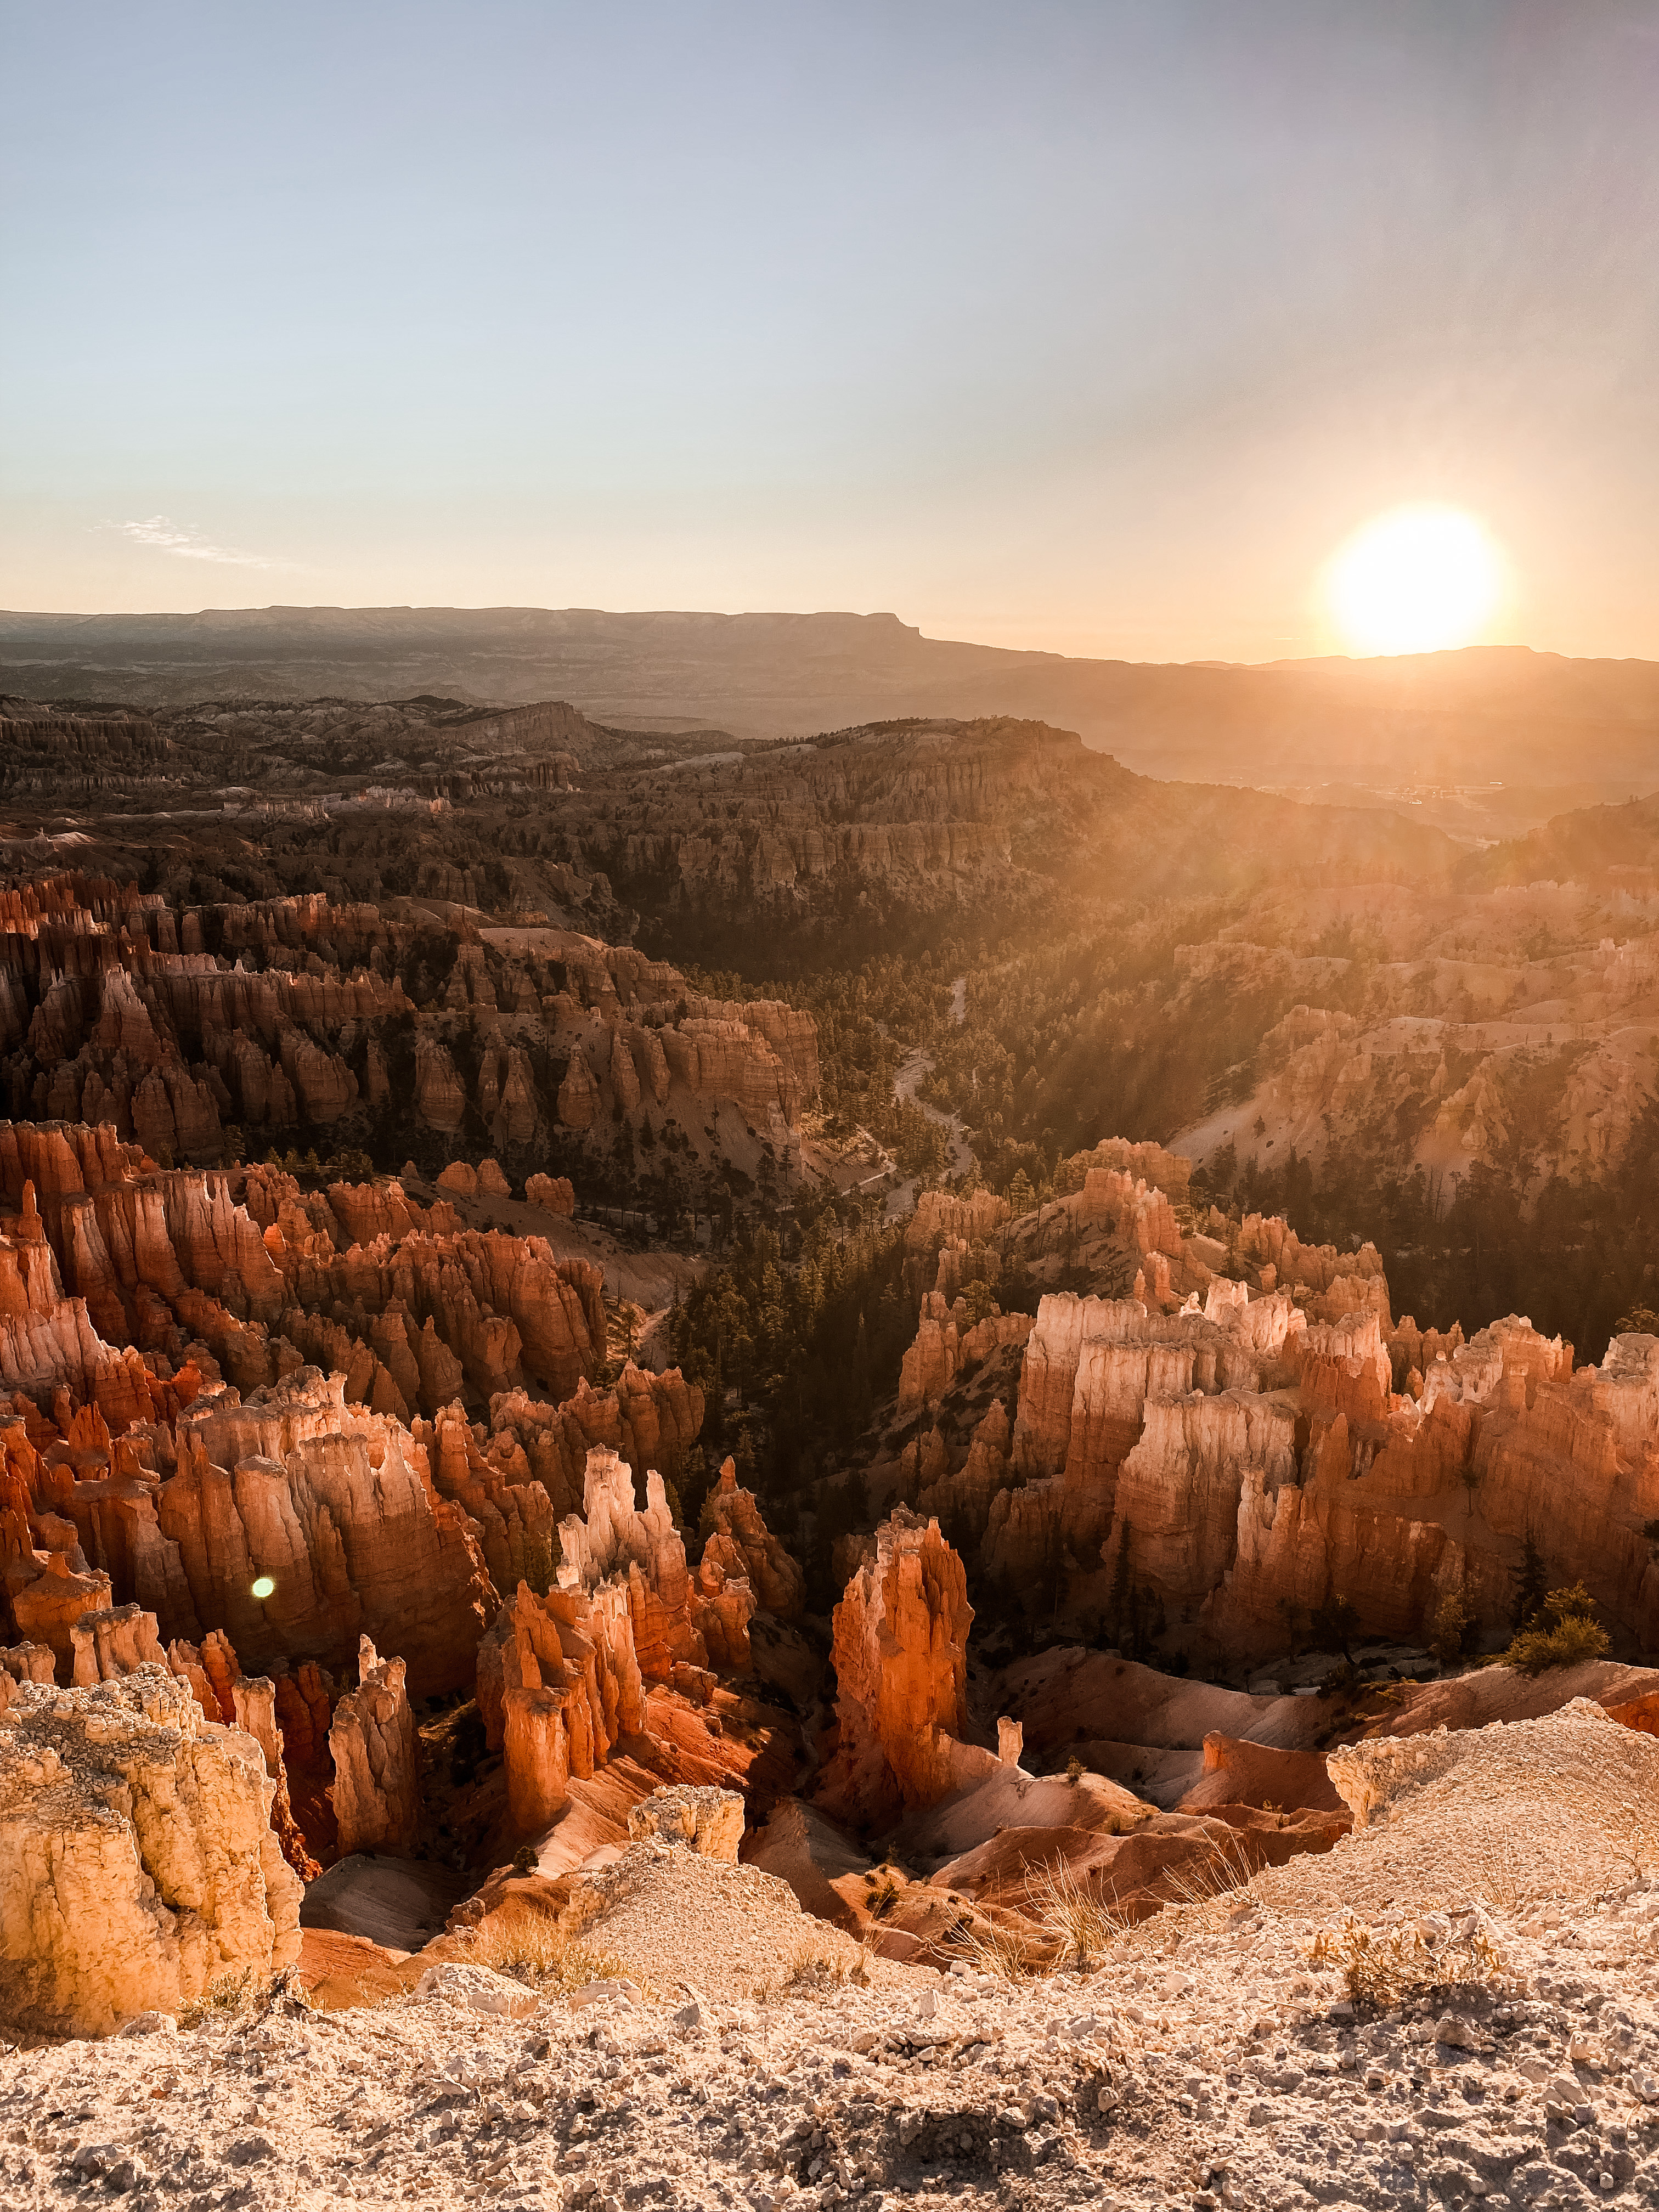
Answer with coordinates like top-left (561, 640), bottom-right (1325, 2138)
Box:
top-left (2, 1878), bottom-right (1659, 2212)
top-left (4, 1703), bottom-right (1659, 2212)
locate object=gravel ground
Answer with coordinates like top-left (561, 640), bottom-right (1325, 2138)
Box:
top-left (4, 1881), bottom-right (1659, 2212)
top-left (6, 1704), bottom-right (1659, 2211)
top-left (567, 1842), bottom-right (874, 2004)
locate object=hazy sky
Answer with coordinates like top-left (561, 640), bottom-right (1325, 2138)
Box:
top-left (3, 1), bottom-right (1656, 660)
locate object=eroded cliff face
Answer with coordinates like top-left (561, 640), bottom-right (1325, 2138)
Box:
top-left (0, 1121), bottom-right (610, 1431)
top-left (329, 1637), bottom-right (422, 1857)
top-left (473, 1440), bottom-right (799, 1835)
top-left (882, 1141), bottom-right (1659, 1672)
top-left (0, 1666), bottom-right (301, 2038)
top-left (476, 1570), bottom-right (647, 1836)
top-left (0, 873), bottom-right (821, 1201)
top-left (1165, 878), bottom-right (1659, 1189)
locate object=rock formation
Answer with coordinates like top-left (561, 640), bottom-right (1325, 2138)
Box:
top-left (817, 1510), bottom-right (977, 1826)
top-left (524, 1173), bottom-right (574, 1215)
top-left (0, 1666), bottom-right (302, 2036)
top-left (698, 1455), bottom-right (806, 1621)
top-left (329, 1637), bottom-right (421, 1857)
top-left (0, 854), bottom-right (825, 1268)
top-left (475, 1573), bottom-right (646, 1835)
top-left (625, 1782), bottom-right (744, 1860)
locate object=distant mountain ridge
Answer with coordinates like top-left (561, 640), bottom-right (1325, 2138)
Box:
top-left (3, 605), bottom-right (1657, 806)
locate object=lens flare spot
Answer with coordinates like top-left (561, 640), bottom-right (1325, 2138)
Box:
top-left (251, 1575), bottom-right (275, 1600)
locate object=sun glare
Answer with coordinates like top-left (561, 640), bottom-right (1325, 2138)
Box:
top-left (1325, 505), bottom-right (1503, 656)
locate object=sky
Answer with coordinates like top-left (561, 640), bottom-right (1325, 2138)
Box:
top-left (2, 1), bottom-right (1656, 662)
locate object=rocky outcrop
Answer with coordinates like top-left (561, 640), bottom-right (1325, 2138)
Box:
top-left (817, 1510), bottom-right (975, 1826)
top-left (1204, 1319), bottom-right (1659, 1661)
top-left (0, 1666), bottom-right (301, 2037)
top-left (0, 1639), bottom-right (54, 1710)
top-left (483, 1363), bottom-right (704, 1522)
top-left (0, 1130), bottom-right (607, 1438)
top-left (475, 1573), bottom-right (646, 1835)
top-left (153, 1368), bottom-right (498, 1696)
top-left (524, 1173), bottom-right (575, 1216)
top-left (329, 1637), bottom-right (421, 1857)
top-left (65, 1605), bottom-right (324, 1878)
top-left (897, 1295), bottom-right (1033, 1415)
top-left (420, 1401), bottom-right (559, 1604)
top-left (556, 1444), bottom-right (713, 1680)
top-left (69, 1600), bottom-right (166, 1684)
top-left (626, 1783), bottom-right (744, 1859)
top-left (699, 1455), bottom-right (805, 1621)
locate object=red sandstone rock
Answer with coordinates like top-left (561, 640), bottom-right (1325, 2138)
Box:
top-left (816, 1510), bottom-right (975, 1826)
top-left (699, 1456), bottom-right (805, 1620)
top-left (329, 1636), bottom-right (421, 1857)
top-left (524, 1173), bottom-right (574, 1216)
top-left (154, 1368), bottom-right (497, 1695)
top-left (487, 1365), bottom-right (704, 1518)
top-left (476, 1572), bottom-right (647, 1834)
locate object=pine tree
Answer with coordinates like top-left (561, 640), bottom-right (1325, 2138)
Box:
top-left (1514, 1532), bottom-right (1548, 1630)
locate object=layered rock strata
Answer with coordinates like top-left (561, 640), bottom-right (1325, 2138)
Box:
top-left (0, 1666), bottom-right (302, 2037)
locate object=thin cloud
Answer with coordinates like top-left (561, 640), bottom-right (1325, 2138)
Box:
top-left (104, 515), bottom-right (299, 569)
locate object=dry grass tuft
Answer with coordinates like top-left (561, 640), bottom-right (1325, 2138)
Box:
top-left (1309, 1908), bottom-right (1506, 2011)
top-left (1161, 1826), bottom-right (1261, 1915)
top-left (785, 1933), bottom-right (876, 1995)
top-left (464, 1916), bottom-right (630, 1995)
top-left (1024, 1857), bottom-right (1129, 1970)
top-left (943, 1912), bottom-right (1048, 1984)
top-left (179, 1965), bottom-right (314, 2028)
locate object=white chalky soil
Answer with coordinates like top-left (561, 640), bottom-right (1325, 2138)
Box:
top-left (4, 1891), bottom-right (1659, 2212)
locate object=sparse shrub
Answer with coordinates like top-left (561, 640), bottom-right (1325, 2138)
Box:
top-left (191, 1967), bottom-right (256, 2021)
top-left (448, 1700), bottom-right (488, 1785)
top-left (511, 1844), bottom-right (538, 1877)
top-left (1311, 1592), bottom-right (1359, 1657)
top-left (786, 1936), bottom-right (874, 1993)
top-left (1161, 1826), bottom-right (1260, 1912)
top-left (865, 1872), bottom-right (900, 1921)
top-left (942, 1912), bottom-right (1046, 1983)
top-left (1499, 1582), bottom-right (1610, 1675)
top-left (1025, 1857), bottom-right (1126, 1968)
top-left (1309, 1908), bottom-right (1505, 2009)
top-left (180, 1965), bottom-right (312, 2027)
top-left (1065, 1754), bottom-right (1085, 1784)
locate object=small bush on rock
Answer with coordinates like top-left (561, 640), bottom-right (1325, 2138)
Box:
top-left (1430, 1593), bottom-right (1469, 1668)
top-left (1499, 1582), bottom-right (1609, 1675)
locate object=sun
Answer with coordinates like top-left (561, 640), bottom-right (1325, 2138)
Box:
top-left (1325, 505), bottom-right (1503, 656)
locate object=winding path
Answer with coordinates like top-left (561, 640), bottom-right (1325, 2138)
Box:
top-left (883, 975), bottom-right (977, 1219)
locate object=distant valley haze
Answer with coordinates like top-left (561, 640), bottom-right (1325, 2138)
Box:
top-left (4, 604), bottom-right (1657, 843)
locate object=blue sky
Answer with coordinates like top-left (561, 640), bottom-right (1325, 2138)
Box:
top-left (3, 1), bottom-right (1656, 658)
